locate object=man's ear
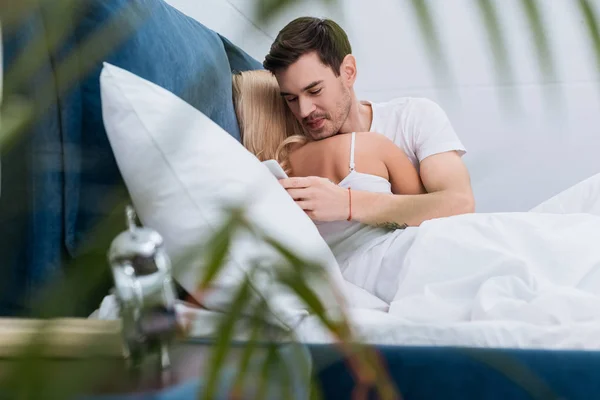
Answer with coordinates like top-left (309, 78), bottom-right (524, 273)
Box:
top-left (340, 54), bottom-right (357, 86)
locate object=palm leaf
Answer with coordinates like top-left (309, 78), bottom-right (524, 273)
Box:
top-left (238, 221), bottom-right (399, 398)
top-left (0, 0), bottom-right (39, 32)
top-left (475, 0), bottom-right (520, 111)
top-left (0, 97), bottom-right (34, 150)
top-left (30, 190), bottom-right (131, 318)
top-left (519, 0), bottom-right (555, 80)
top-left (266, 243), bottom-right (397, 399)
top-left (255, 343), bottom-right (282, 400)
top-left (200, 275), bottom-right (253, 400)
top-left (1, 1), bottom-right (147, 155)
top-left (460, 348), bottom-right (557, 399)
top-left (275, 267), bottom-right (339, 333)
top-left (3, 0), bottom-right (80, 97)
top-left (195, 208), bottom-right (241, 292)
top-left (577, 0), bottom-right (600, 73)
top-left (254, 0), bottom-right (337, 24)
top-left (476, 0), bottom-right (512, 82)
top-left (406, 0), bottom-right (452, 86)
top-left (281, 342), bottom-right (314, 400)
top-left (271, 345), bottom-right (295, 400)
top-left (229, 301), bottom-right (268, 400)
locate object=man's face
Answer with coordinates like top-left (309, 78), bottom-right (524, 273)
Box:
top-left (275, 52), bottom-right (352, 141)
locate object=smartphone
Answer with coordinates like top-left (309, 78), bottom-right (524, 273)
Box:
top-left (262, 159), bottom-right (288, 180)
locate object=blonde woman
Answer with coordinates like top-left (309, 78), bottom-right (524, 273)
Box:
top-left (232, 69), bottom-right (425, 197)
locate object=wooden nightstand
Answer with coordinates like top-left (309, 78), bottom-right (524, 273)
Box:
top-left (0, 319), bottom-right (311, 399)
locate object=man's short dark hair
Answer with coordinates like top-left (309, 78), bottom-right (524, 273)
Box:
top-left (263, 17), bottom-right (352, 76)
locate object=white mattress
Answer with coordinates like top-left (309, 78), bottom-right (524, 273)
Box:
top-left (95, 171), bottom-right (600, 350)
top-left (175, 302), bottom-right (600, 350)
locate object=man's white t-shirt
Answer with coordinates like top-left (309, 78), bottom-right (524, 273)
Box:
top-left (366, 97), bottom-right (466, 171)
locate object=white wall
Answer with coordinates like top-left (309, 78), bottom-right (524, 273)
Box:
top-left (167, 0), bottom-right (600, 213)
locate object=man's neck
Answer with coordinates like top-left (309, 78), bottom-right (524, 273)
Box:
top-left (339, 97), bottom-right (373, 134)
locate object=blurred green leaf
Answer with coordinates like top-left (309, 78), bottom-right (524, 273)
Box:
top-left (196, 208), bottom-right (241, 292)
top-left (475, 0), bottom-right (514, 85)
top-left (577, 0), bottom-right (600, 72)
top-left (262, 229), bottom-right (399, 398)
top-left (201, 275), bottom-right (253, 400)
top-left (475, 0), bottom-right (521, 112)
top-left (0, 320), bottom-right (119, 399)
top-left (520, 0), bottom-right (555, 80)
top-left (276, 268), bottom-right (333, 331)
top-left (461, 348), bottom-right (558, 399)
top-left (0, 2), bottom-right (146, 161)
top-left (259, 235), bottom-right (329, 288)
top-left (408, 0), bottom-right (442, 60)
top-left (284, 343), bottom-right (314, 400)
top-left (4, 0), bottom-right (80, 97)
top-left (230, 301), bottom-right (267, 399)
top-left (0, 0), bottom-right (38, 33)
top-left (0, 323), bottom-right (52, 399)
top-left (407, 0), bottom-right (452, 85)
top-left (0, 97), bottom-right (34, 150)
top-left (256, 344), bottom-right (279, 400)
top-left (0, 192), bottom-right (127, 399)
top-left (30, 192), bottom-right (130, 318)
top-left (272, 343), bottom-right (295, 400)
top-left (254, 0), bottom-right (337, 24)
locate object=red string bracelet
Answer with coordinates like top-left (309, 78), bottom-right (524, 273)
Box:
top-left (347, 187), bottom-right (352, 221)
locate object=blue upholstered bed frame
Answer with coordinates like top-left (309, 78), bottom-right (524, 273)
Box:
top-left (3, 1), bottom-right (600, 398)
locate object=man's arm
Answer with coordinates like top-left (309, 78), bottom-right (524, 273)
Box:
top-left (352, 150), bottom-right (475, 227)
top-left (280, 150), bottom-right (474, 225)
top-left (281, 99), bottom-right (474, 225)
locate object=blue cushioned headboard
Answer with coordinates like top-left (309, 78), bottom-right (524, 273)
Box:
top-left (0, 0), bottom-right (262, 315)
top-left (0, 9), bottom-right (66, 315)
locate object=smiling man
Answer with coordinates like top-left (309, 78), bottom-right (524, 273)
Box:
top-left (263, 17), bottom-right (475, 227)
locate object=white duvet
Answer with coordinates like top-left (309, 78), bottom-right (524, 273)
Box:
top-left (95, 172), bottom-right (600, 350)
top-left (387, 211), bottom-right (600, 325)
top-left (296, 171), bottom-right (600, 349)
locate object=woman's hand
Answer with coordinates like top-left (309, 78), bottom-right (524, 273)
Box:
top-left (279, 176), bottom-right (350, 222)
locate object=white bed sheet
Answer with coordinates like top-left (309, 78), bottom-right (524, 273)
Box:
top-left (94, 172), bottom-right (600, 350)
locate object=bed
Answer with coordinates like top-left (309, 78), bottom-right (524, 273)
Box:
top-left (91, 170), bottom-right (600, 398)
top-left (143, 169), bottom-right (600, 343)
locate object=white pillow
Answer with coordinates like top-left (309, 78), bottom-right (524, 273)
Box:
top-left (99, 63), bottom-right (350, 329)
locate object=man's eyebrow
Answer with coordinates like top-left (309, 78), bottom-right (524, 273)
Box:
top-left (302, 80), bottom-right (323, 91)
top-left (280, 80), bottom-right (323, 97)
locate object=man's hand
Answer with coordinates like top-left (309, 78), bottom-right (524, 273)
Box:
top-left (279, 176), bottom-right (350, 221)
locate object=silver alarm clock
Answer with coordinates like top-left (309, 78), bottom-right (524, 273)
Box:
top-left (107, 205), bottom-right (178, 370)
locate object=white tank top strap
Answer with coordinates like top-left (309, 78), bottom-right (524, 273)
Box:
top-left (349, 132), bottom-right (356, 172)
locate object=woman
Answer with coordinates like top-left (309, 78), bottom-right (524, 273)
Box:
top-left (232, 70), bottom-right (600, 326)
top-left (233, 69), bottom-right (427, 301)
top-left (232, 69), bottom-right (425, 194)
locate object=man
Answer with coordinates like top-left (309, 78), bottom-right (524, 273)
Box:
top-left (263, 17), bottom-right (475, 228)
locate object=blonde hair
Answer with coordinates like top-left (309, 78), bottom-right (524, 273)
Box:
top-left (232, 70), bottom-right (307, 174)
